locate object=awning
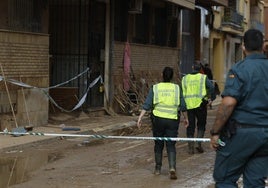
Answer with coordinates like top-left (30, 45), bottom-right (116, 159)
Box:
top-left (196, 0), bottom-right (228, 7)
top-left (165, 0), bottom-right (195, 10)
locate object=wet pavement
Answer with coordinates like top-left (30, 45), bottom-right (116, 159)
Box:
top-left (0, 96), bottom-right (222, 152)
top-left (2, 96), bottom-right (267, 188)
top-left (0, 114), bottom-right (139, 151)
top-left (0, 112), bottom-right (145, 188)
top-left (0, 96), bottom-right (223, 188)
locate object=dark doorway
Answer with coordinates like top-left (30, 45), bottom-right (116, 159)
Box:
top-left (49, 0), bottom-right (106, 110)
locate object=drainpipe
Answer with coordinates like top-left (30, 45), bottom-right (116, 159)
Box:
top-left (104, 0), bottom-right (110, 109)
top-left (104, 0), bottom-right (114, 111)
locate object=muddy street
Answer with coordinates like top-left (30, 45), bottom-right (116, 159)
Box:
top-left (2, 108), bottom-right (220, 188)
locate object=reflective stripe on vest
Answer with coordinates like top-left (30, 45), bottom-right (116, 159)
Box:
top-left (182, 74), bottom-right (207, 109)
top-left (153, 83), bottom-right (180, 120)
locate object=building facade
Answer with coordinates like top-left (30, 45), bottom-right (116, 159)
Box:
top-left (0, 0), bottom-right (266, 130)
top-left (209, 0), bottom-right (265, 91)
top-left (0, 1), bottom-right (49, 129)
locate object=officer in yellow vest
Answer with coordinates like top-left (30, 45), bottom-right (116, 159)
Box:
top-left (182, 62), bottom-right (216, 154)
top-left (137, 67), bottom-right (189, 180)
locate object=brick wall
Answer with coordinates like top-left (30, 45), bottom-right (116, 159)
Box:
top-left (0, 30), bottom-right (49, 87)
top-left (112, 41), bottom-right (181, 113)
top-left (0, 30), bottom-right (49, 129)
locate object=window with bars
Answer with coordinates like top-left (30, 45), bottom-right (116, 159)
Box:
top-left (114, 0), bottom-right (178, 48)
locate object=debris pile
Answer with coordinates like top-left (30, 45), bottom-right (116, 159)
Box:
top-left (116, 121), bottom-right (151, 136)
top-left (114, 76), bottom-right (156, 116)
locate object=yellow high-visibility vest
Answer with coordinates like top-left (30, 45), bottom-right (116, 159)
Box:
top-left (182, 73), bottom-right (207, 109)
top-left (153, 83), bottom-right (180, 120)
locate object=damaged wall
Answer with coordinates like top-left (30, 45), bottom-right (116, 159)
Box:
top-left (0, 31), bottom-right (49, 130)
top-left (112, 41), bottom-right (180, 114)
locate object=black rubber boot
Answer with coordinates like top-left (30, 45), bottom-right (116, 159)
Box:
top-left (154, 153), bottom-right (162, 175)
top-left (196, 142), bottom-right (204, 153)
top-left (168, 152), bottom-right (177, 180)
top-left (196, 131), bottom-right (205, 153)
top-left (188, 142), bottom-right (194, 154)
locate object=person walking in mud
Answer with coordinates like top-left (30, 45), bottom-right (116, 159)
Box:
top-left (182, 62), bottom-right (216, 154)
top-left (137, 66), bottom-right (188, 180)
top-left (210, 29), bottom-right (268, 187)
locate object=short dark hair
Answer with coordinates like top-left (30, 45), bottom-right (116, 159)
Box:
top-left (243, 29), bottom-right (263, 51)
top-left (193, 61), bottom-right (202, 71)
top-left (162, 67), bottom-right (173, 82)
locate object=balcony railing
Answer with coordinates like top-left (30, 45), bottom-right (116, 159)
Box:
top-left (222, 7), bottom-right (243, 27)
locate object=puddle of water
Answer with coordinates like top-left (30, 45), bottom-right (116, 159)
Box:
top-left (0, 150), bottom-right (48, 188)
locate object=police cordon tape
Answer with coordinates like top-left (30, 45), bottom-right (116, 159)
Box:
top-left (0, 68), bottom-right (104, 113)
top-left (0, 131), bottom-right (226, 146)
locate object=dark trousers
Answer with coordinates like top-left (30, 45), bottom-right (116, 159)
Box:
top-left (186, 105), bottom-right (207, 138)
top-left (214, 127), bottom-right (268, 187)
top-left (152, 116), bottom-right (179, 154)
